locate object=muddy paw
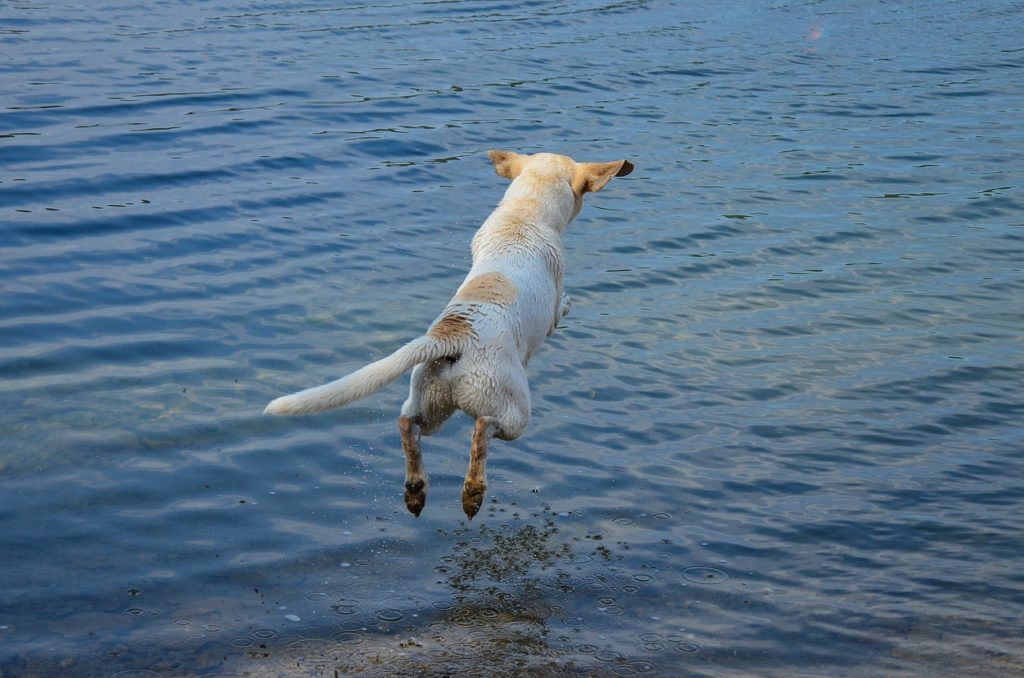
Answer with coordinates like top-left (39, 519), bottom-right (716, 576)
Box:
top-left (405, 479), bottom-right (427, 517)
top-left (461, 480), bottom-right (486, 520)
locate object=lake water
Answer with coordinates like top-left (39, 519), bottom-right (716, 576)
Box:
top-left (2, 1), bottom-right (1022, 675)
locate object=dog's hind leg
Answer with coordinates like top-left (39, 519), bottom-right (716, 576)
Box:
top-left (399, 415), bottom-right (428, 517)
top-left (462, 416), bottom-right (495, 519)
top-left (399, 361), bottom-right (456, 517)
top-left (459, 367), bottom-right (530, 519)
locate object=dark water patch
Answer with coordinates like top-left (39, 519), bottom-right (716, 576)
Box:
top-left (3, 205), bottom-right (238, 243)
top-left (0, 87), bottom-right (306, 132)
top-left (0, 152), bottom-right (347, 207)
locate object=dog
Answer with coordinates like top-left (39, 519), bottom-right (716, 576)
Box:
top-left (265, 149), bottom-right (634, 518)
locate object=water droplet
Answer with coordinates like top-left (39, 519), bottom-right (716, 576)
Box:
top-left (374, 606), bottom-right (401, 622)
top-left (331, 599), bottom-right (359, 616)
top-left (332, 631), bottom-right (363, 643)
top-left (682, 566), bottom-right (729, 584)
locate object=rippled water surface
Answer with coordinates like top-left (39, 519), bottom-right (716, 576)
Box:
top-left (2, 1), bottom-right (1023, 675)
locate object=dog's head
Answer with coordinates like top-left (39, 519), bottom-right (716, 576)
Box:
top-left (488, 149), bottom-right (634, 221)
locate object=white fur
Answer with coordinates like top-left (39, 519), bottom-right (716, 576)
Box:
top-left (264, 150), bottom-right (633, 517)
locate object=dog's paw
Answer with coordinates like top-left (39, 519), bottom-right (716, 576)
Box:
top-left (560, 294), bottom-right (572, 318)
top-left (461, 480), bottom-right (487, 520)
top-left (404, 479), bottom-right (427, 517)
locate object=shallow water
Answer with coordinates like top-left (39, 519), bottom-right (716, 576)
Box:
top-left (2, 0), bottom-right (1023, 675)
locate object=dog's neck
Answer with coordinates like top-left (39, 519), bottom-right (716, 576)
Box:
top-left (496, 170), bottom-right (577, 234)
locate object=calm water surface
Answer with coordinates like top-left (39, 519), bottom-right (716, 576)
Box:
top-left (2, 1), bottom-right (1023, 675)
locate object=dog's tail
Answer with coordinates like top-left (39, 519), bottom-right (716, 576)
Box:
top-left (264, 335), bottom-right (452, 416)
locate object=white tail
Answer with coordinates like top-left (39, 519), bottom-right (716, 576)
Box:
top-left (264, 336), bottom-right (451, 416)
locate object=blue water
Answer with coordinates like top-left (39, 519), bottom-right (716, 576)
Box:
top-left (2, 1), bottom-right (1023, 675)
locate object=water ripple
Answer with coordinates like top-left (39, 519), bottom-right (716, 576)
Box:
top-left (2, 0), bottom-right (1023, 676)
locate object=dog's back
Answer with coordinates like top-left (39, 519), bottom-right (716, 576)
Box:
top-left (265, 149), bottom-right (633, 518)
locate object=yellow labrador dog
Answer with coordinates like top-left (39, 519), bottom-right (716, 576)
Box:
top-left (265, 150), bottom-right (633, 518)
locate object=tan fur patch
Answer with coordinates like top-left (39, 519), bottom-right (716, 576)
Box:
top-left (488, 149), bottom-right (527, 179)
top-left (489, 214), bottom-right (531, 243)
top-left (428, 313), bottom-right (475, 342)
top-left (472, 213), bottom-right (535, 258)
top-left (572, 160), bottom-right (633, 196)
top-left (456, 272), bottom-right (518, 306)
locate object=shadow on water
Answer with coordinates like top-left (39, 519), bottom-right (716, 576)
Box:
top-left (324, 519), bottom-right (602, 677)
top-left (1, 514), bottom-right (648, 677)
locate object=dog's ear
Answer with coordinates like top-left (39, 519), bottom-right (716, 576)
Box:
top-left (572, 159), bottom-right (634, 195)
top-left (488, 149), bottom-right (527, 180)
